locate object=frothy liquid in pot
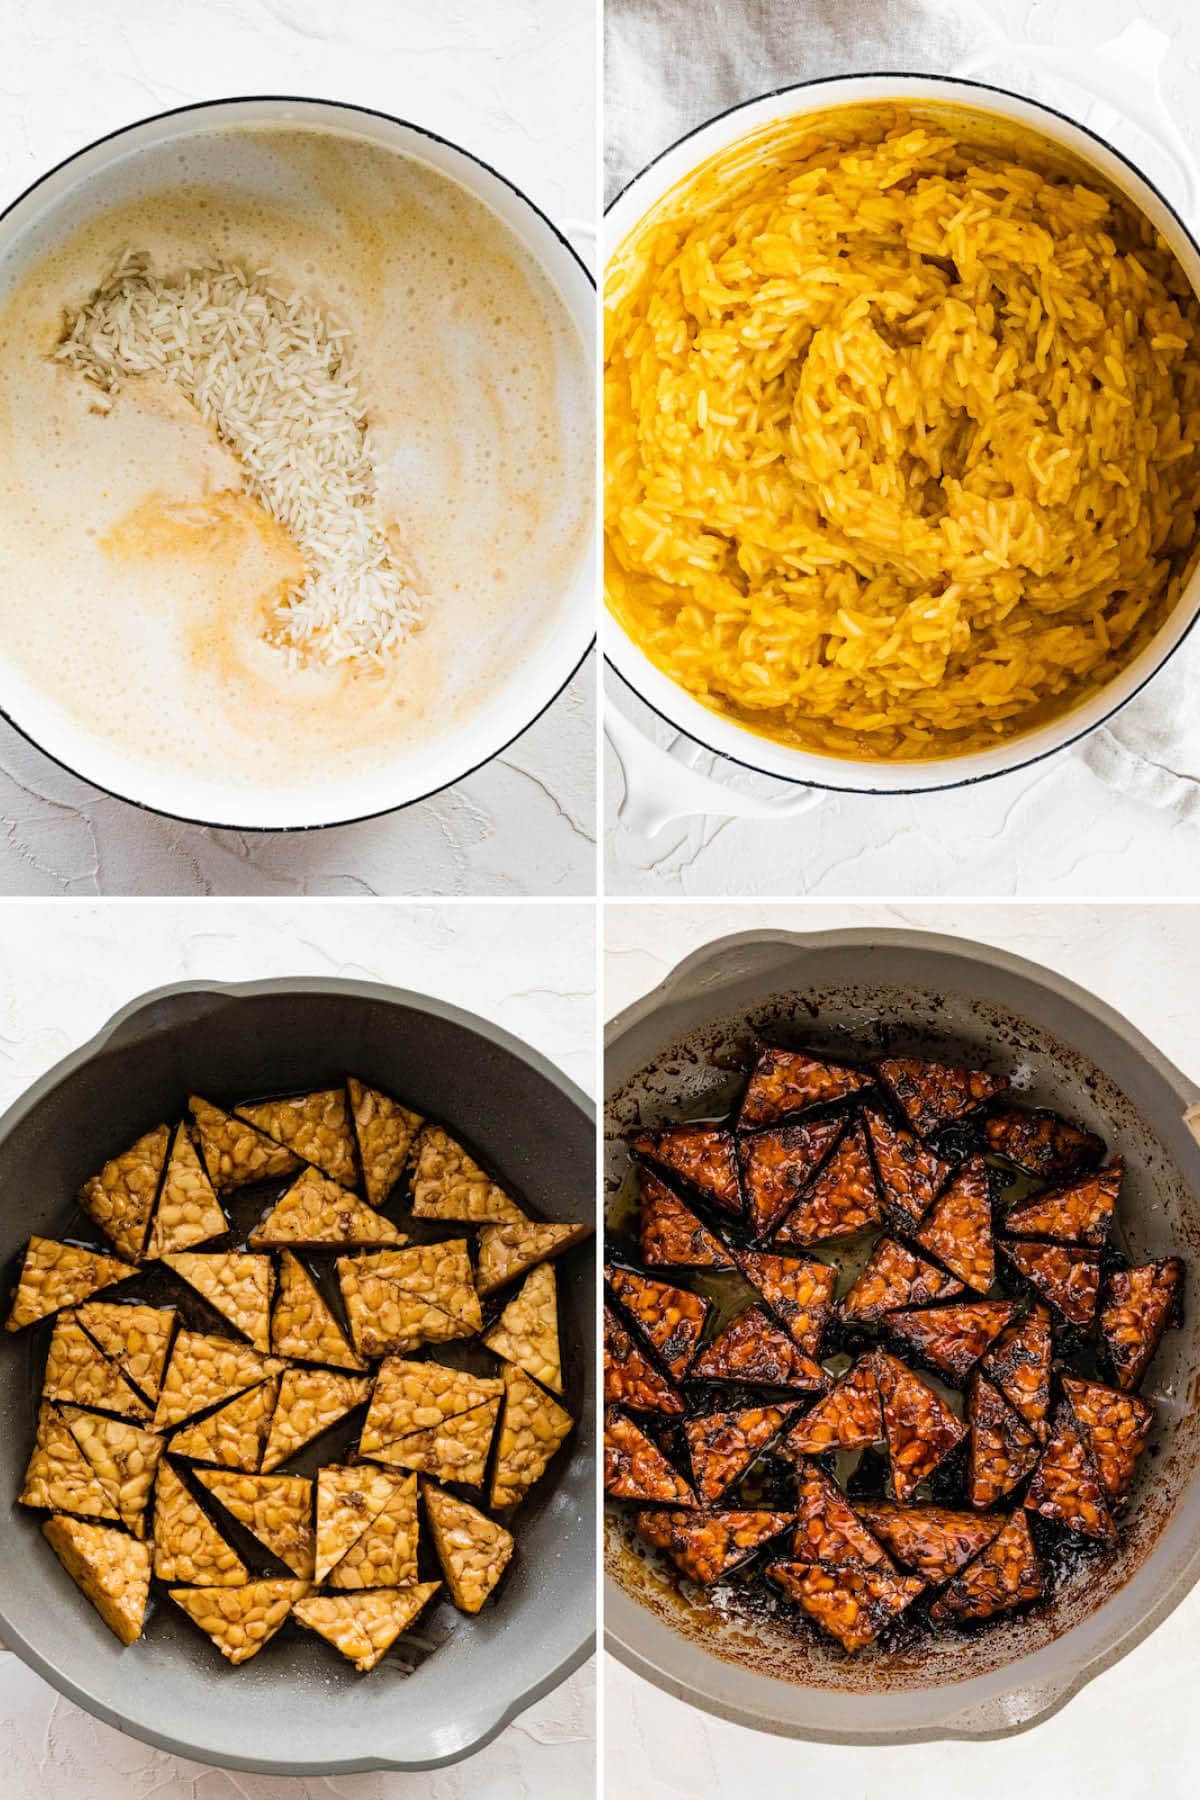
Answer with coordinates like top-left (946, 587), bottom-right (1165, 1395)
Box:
top-left (0, 126), bottom-right (592, 790)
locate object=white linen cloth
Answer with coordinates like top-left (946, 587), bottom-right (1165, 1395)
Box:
top-left (605, 0), bottom-right (1200, 826)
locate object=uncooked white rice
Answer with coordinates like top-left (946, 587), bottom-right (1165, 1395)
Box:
top-left (55, 249), bottom-right (422, 667)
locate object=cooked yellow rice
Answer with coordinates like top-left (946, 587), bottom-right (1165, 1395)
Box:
top-left (604, 105), bottom-right (1200, 760)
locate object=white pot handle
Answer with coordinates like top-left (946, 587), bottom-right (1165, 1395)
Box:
top-left (605, 703), bottom-right (824, 838)
top-left (953, 20), bottom-right (1200, 222)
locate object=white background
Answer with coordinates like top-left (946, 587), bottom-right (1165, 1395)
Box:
top-left (605, 0), bottom-right (1200, 898)
top-left (605, 900), bottom-right (1200, 1799)
top-left (0, 0), bottom-right (596, 897)
top-left (0, 898), bottom-right (596, 1798)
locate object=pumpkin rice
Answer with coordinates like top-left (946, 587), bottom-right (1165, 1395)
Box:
top-left (604, 106), bottom-right (1200, 760)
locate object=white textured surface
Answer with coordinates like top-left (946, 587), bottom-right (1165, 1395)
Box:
top-left (0, 899), bottom-right (596, 1795)
top-left (0, 0), bottom-right (596, 896)
top-left (605, 900), bottom-right (1200, 1797)
top-left (605, 0), bottom-right (1200, 897)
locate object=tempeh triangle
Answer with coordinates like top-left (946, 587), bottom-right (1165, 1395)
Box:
top-left (189, 1095), bottom-right (301, 1189)
top-left (162, 1251), bottom-right (273, 1351)
top-left (19, 1402), bottom-right (121, 1521)
top-left (862, 1107), bottom-right (953, 1230)
top-left (738, 1119), bottom-right (843, 1237)
top-left (153, 1329), bottom-right (279, 1430)
top-left (1099, 1258), bottom-right (1184, 1390)
top-left (984, 1108), bottom-right (1104, 1179)
top-left (1024, 1405), bottom-right (1117, 1541)
top-left (930, 1510), bottom-right (1042, 1623)
top-left (981, 1305), bottom-right (1052, 1438)
top-left (876, 1352), bottom-right (966, 1502)
top-left (153, 1460), bottom-right (248, 1586)
top-left (195, 1469), bottom-right (314, 1576)
top-left (144, 1124), bottom-right (227, 1258)
top-left (916, 1155), bottom-right (995, 1292)
top-left (370, 1397), bottom-right (501, 1486)
top-left (782, 1356), bottom-right (882, 1456)
top-left (639, 1171), bottom-right (734, 1270)
top-left (43, 1514), bottom-right (151, 1645)
top-left (76, 1301), bottom-right (175, 1405)
top-left (792, 1463), bottom-right (893, 1568)
top-left (327, 1472), bottom-right (419, 1589)
top-left (999, 1240), bottom-right (1099, 1328)
top-left (293, 1582), bottom-right (441, 1671)
top-left (6, 1237), bottom-right (133, 1332)
top-left (78, 1123), bottom-right (171, 1260)
top-left (475, 1219), bottom-right (592, 1297)
top-left (43, 1313), bottom-right (152, 1420)
top-left (769, 1561), bottom-right (924, 1652)
top-left (774, 1120), bottom-right (883, 1247)
top-left (361, 1357), bottom-right (502, 1456)
top-left (630, 1123), bottom-right (742, 1215)
top-left (236, 1088), bottom-right (358, 1188)
top-left (60, 1405), bottom-right (164, 1536)
top-left (261, 1366), bottom-right (371, 1472)
top-left (1061, 1375), bottom-right (1153, 1500)
top-left (347, 1076), bottom-right (423, 1208)
top-left (314, 1463), bottom-right (409, 1581)
top-left (410, 1124), bottom-right (525, 1223)
top-left (170, 1578), bottom-right (310, 1664)
top-left (605, 1408), bottom-right (695, 1506)
top-left (739, 1046), bottom-right (871, 1129)
top-left (840, 1238), bottom-right (962, 1323)
top-left (968, 1374), bottom-right (1042, 1510)
top-left (482, 1262), bottom-right (562, 1393)
top-left (490, 1364), bottom-right (574, 1509)
top-left (1004, 1160), bottom-right (1122, 1246)
top-left (606, 1268), bottom-right (710, 1381)
top-left (423, 1482), bottom-right (514, 1612)
top-left (732, 1248), bottom-right (835, 1352)
top-left (684, 1403), bottom-right (796, 1505)
top-left (169, 1376), bottom-right (280, 1471)
top-left (249, 1167), bottom-right (405, 1249)
top-left (636, 1506), bottom-right (791, 1584)
top-left (689, 1306), bottom-right (827, 1391)
top-left (877, 1057), bottom-right (1006, 1137)
top-left (603, 1305), bottom-right (684, 1416)
top-left (883, 1300), bottom-right (1017, 1384)
top-left (854, 1503), bottom-right (1003, 1583)
top-left (270, 1250), bottom-right (366, 1371)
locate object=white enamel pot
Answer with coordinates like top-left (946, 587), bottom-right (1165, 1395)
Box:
top-left (603, 32), bottom-right (1200, 828)
top-left (0, 96), bottom-right (595, 831)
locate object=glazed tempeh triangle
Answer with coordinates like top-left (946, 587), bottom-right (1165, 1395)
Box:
top-left (270, 1250), bottom-right (365, 1371)
top-left (189, 1096), bottom-right (301, 1190)
top-left (293, 1582), bottom-right (441, 1671)
top-left (984, 1108), bottom-right (1104, 1180)
top-left (1099, 1258), bottom-right (1184, 1390)
top-left (347, 1076), bottom-right (423, 1208)
top-left (170, 1578), bottom-right (310, 1664)
top-left (637, 1507), bottom-right (791, 1584)
top-left (1003, 1160), bottom-right (1122, 1246)
top-left (782, 1356), bottom-right (882, 1457)
top-left (639, 1171), bottom-right (734, 1270)
top-left (731, 1249), bottom-right (835, 1353)
top-left (930, 1509), bottom-right (1042, 1623)
top-left (43, 1313), bottom-right (152, 1420)
top-left (169, 1376), bottom-right (280, 1471)
top-left (144, 1124), bottom-right (227, 1258)
top-left (839, 1238), bottom-right (962, 1323)
top-left (490, 1364), bottom-right (573, 1509)
top-left (76, 1302), bottom-right (175, 1405)
top-left (689, 1306), bottom-right (827, 1392)
top-left (877, 1057), bottom-right (1006, 1138)
top-left (1061, 1375), bottom-right (1153, 1499)
top-left (603, 1305), bottom-right (684, 1416)
top-left (78, 1123), bottom-right (171, 1261)
top-left (916, 1155), bottom-right (995, 1292)
top-left (606, 1267), bottom-right (709, 1381)
top-left (6, 1237), bottom-right (133, 1332)
top-left (774, 1120), bottom-right (883, 1247)
top-left (475, 1219), bottom-right (592, 1297)
top-left (630, 1123), bottom-right (743, 1215)
top-left (249, 1167), bottom-right (405, 1249)
top-left (1024, 1405), bottom-right (1117, 1541)
top-left (60, 1405), bottom-right (164, 1535)
top-left (876, 1352), bottom-right (967, 1503)
top-left (43, 1514), bottom-right (152, 1645)
top-left (737, 1118), bottom-right (843, 1237)
top-left (409, 1124), bottom-right (525, 1223)
top-left (768, 1561), bottom-right (924, 1653)
top-left (423, 1483), bottom-right (514, 1612)
top-left (483, 1263), bottom-right (562, 1393)
top-left (236, 1088), bottom-right (358, 1188)
top-left (854, 1503), bottom-right (1004, 1584)
top-left (883, 1300), bottom-right (1018, 1384)
top-left (162, 1251), bottom-right (273, 1352)
top-left (195, 1470), bottom-right (314, 1577)
top-left (260, 1366), bottom-right (371, 1472)
top-left (738, 1046), bottom-right (871, 1129)
top-left (968, 1373), bottom-right (1042, 1510)
top-left (792, 1463), bottom-right (893, 1569)
top-left (153, 1460), bottom-right (248, 1586)
top-left (153, 1328), bottom-right (279, 1430)
top-left (605, 1409), bottom-right (695, 1506)
top-left (862, 1107), bottom-right (953, 1230)
top-left (980, 1305), bottom-right (1052, 1437)
top-left (19, 1402), bottom-right (121, 1521)
top-left (999, 1240), bottom-right (1099, 1328)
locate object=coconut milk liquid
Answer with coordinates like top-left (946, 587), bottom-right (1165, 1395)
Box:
top-left (0, 125), bottom-right (592, 790)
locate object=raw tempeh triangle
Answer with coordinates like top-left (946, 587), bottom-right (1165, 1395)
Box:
top-left (153, 1460), bottom-right (248, 1586)
top-left (475, 1219), bottom-right (592, 1297)
top-left (162, 1251), bottom-right (273, 1351)
top-left (767, 1561), bottom-right (924, 1652)
top-left (6, 1237), bottom-right (133, 1332)
top-left (774, 1120), bottom-right (883, 1247)
top-left (782, 1356), bottom-right (882, 1457)
top-left (792, 1463), bottom-right (893, 1568)
top-left (490, 1364), bottom-right (574, 1509)
top-left (607, 1266), bottom-right (710, 1382)
top-left (76, 1301), bottom-right (175, 1405)
top-left (854, 1503), bottom-right (1003, 1583)
top-left (78, 1123), bottom-right (171, 1261)
top-left (370, 1397), bottom-right (501, 1486)
top-left (260, 1366), bottom-right (371, 1472)
top-left (482, 1262), bottom-right (562, 1393)
top-left (738, 1119), bottom-right (843, 1237)
top-left (739, 1047), bottom-right (871, 1129)
top-left (61, 1405), bottom-right (164, 1535)
top-left (19, 1402), bottom-right (120, 1520)
top-left (293, 1582), bottom-right (441, 1671)
top-left (143, 1124), bottom-right (227, 1258)
top-left (636, 1506), bottom-right (791, 1583)
top-left (999, 1240), bottom-right (1099, 1328)
top-left (338, 1242), bottom-right (481, 1358)
top-left (968, 1373), bottom-right (1042, 1509)
top-left (916, 1155), bottom-right (995, 1292)
top-left (153, 1329), bottom-right (279, 1429)
top-left (732, 1248), bottom-right (835, 1352)
top-left (840, 1239), bottom-right (962, 1324)
top-left (1024, 1405), bottom-right (1117, 1541)
top-left (409, 1124), bottom-right (525, 1223)
top-left (630, 1123), bottom-right (742, 1215)
top-left (271, 1249), bottom-right (366, 1370)
top-left (43, 1514), bottom-right (151, 1644)
top-left (605, 1408), bottom-right (695, 1506)
top-left (361, 1357), bottom-right (502, 1456)
top-left (876, 1352), bottom-right (967, 1503)
top-left (981, 1305), bottom-right (1053, 1438)
top-left (236, 1088), bottom-right (358, 1188)
top-left (1003, 1160), bottom-right (1122, 1246)
top-left (169, 1376), bottom-right (280, 1471)
top-left (170, 1578), bottom-right (310, 1664)
top-left (639, 1171), bottom-right (734, 1270)
top-left (314, 1463), bottom-right (409, 1581)
top-left (984, 1109), bottom-right (1104, 1179)
top-left (930, 1509), bottom-right (1042, 1622)
top-left (189, 1095), bottom-right (301, 1189)
top-left (328, 1472), bottom-right (419, 1589)
top-left (424, 1482), bottom-right (514, 1611)
top-left (684, 1403), bottom-right (796, 1505)
top-left (1099, 1258), bottom-right (1184, 1390)
top-left (603, 1305), bottom-right (684, 1416)
top-left (196, 1469), bottom-right (314, 1576)
top-left (43, 1313), bottom-right (152, 1419)
top-left (883, 1300), bottom-right (1018, 1384)
top-left (862, 1107), bottom-right (953, 1230)
top-left (877, 1057), bottom-right (1006, 1138)
top-left (1061, 1375), bottom-right (1153, 1500)
top-left (250, 1167), bottom-right (406, 1249)
top-left (347, 1076), bottom-right (423, 1208)
top-left (689, 1306), bottom-right (827, 1391)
